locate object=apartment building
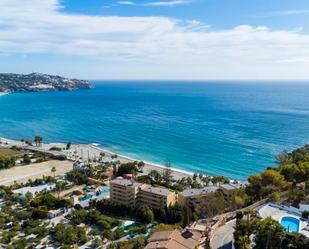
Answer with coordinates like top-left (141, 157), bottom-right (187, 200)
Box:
top-left (137, 185), bottom-right (177, 209)
top-left (178, 186), bottom-right (219, 208)
top-left (110, 178), bottom-right (141, 206)
top-left (110, 178), bottom-right (177, 209)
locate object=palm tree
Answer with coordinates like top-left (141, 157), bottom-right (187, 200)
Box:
top-left (51, 166), bottom-right (56, 178)
top-left (34, 135), bottom-right (43, 147)
top-left (99, 152), bottom-right (105, 162)
top-left (66, 141), bottom-right (72, 150)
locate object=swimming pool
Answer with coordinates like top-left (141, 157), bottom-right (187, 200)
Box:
top-left (280, 216), bottom-right (300, 233)
top-left (80, 188), bottom-right (110, 202)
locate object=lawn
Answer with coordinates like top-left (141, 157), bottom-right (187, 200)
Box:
top-left (0, 147), bottom-right (24, 157)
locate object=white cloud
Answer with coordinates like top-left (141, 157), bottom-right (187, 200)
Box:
top-left (272, 9), bottom-right (309, 16)
top-left (1, 0), bottom-right (309, 79)
top-left (256, 9), bottom-right (309, 18)
top-left (117, 1), bottom-right (135, 5)
top-left (145, 0), bottom-right (191, 7)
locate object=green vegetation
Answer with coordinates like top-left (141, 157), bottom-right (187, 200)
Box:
top-left (233, 145), bottom-right (309, 249)
top-left (150, 223), bottom-right (182, 233)
top-left (0, 147), bottom-right (25, 170)
top-left (136, 204), bottom-right (154, 224)
top-left (97, 200), bottom-right (186, 225)
top-left (51, 223), bottom-right (88, 246)
top-left (117, 162), bottom-right (138, 176)
top-left (0, 147), bottom-right (23, 157)
top-left (69, 209), bottom-right (119, 233)
top-left (49, 146), bottom-right (62, 151)
top-left (34, 135), bottom-right (43, 147)
top-left (234, 212), bottom-right (309, 249)
top-left (245, 145), bottom-right (309, 205)
top-left (66, 169), bottom-right (89, 185)
top-left (30, 193), bottom-right (71, 210)
top-left (0, 156), bottom-right (15, 170)
top-left (107, 237), bottom-right (145, 249)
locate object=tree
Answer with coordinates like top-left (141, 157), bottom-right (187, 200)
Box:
top-left (103, 229), bottom-right (112, 240)
top-left (117, 162), bottom-right (138, 176)
top-left (92, 237), bottom-right (102, 248)
top-left (114, 228), bottom-right (125, 239)
top-left (195, 191), bottom-right (226, 218)
top-left (302, 211), bottom-right (309, 219)
top-left (66, 141), bottom-right (72, 150)
top-left (0, 156), bottom-right (15, 169)
top-left (267, 192), bottom-right (280, 202)
top-left (162, 161), bottom-right (173, 187)
top-left (34, 135), bottom-right (43, 147)
top-left (99, 152), bottom-right (105, 161)
top-left (136, 204), bottom-right (154, 224)
top-left (246, 169), bottom-right (288, 200)
top-left (137, 161), bottom-right (145, 172)
top-left (51, 166), bottom-right (56, 178)
top-left (254, 218), bottom-right (285, 249)
top-left (149, 170), bottom-right (162, 183)
top-left (22, 154), bottom-right (31, 165)
top-left (31, 205), bottom-right (48, 219)
top-left (281, 232), bottom-right (309, 249)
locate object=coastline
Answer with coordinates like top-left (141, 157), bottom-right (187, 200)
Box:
top-left (0, 137), bottom-right (194, 181)
top-left (89, 144), bottom-right (194, 178)
top-left (0, 92), bottom-right (10, 97)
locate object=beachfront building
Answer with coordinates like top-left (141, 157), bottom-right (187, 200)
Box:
top-left (137, 185), bottom-right (177, 209)
top-left (178, 186), bottom-right (219, 208)
top-left (145, 229), bottom-right (203, 249)
top-left (110, 178), bottom-right (141, 206)
top-left (110, 178), bottom-right (177, 209)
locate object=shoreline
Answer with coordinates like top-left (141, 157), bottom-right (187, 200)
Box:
top-left (89, 144), bottom-right (195, 177)
top-left (0, 137), bottom-right (196, 181)
top-left (0, 92), bottom-right (10, 97)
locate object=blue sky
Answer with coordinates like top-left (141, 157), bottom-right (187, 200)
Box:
top-left (62, 0), bottom-right (309, 31)
top-left (1, 0), bottom-right (309, 80)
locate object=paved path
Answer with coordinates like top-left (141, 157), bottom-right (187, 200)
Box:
top-left (210, 219), bottom-right (235, 249)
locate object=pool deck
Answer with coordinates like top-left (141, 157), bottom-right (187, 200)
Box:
top-left (257, 203), bottom-right (309, 238)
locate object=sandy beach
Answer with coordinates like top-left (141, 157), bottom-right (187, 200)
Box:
top-left (0, 137), bottom-right (192, 181)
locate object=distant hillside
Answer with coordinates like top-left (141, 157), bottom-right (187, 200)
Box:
top-left (0, 73), bottom-right (93, 93)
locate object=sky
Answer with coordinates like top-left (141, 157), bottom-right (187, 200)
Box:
top-left (1, 0), bottom-right (309, 80)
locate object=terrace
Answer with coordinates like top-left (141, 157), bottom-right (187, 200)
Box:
top-left (257, 203), bottom-right (309, 238)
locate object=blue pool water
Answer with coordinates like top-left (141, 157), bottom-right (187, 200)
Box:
top-left (80, 188), bottom-right (110, 202)
top-left (0, 82), bottom-right (309, 179)
top-left (280, 216), bottom-right (300, 232)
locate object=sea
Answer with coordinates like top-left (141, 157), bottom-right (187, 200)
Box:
top-left (0, 81), bottom-right (308, 180)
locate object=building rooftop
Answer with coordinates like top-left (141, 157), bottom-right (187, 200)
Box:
top-left (181, 186), bottom-right (219, 197)
top-left (219, 183), bottom-right (242, 191)
top-left (111, 178), bottom-right (140, 188)
top-left (140, 185), bottom-right (173, 197)
top-left (145, 230), bottom-right (201, 249)
top-left (12, 184), bottom-right (56, 196)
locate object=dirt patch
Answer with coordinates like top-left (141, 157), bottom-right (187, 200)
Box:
top-left (0, 160), bottom-right (73, 186)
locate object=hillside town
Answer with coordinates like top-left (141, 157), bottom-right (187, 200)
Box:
top-left (0, 137), bottom-right (308, 249)
top-left (0, 73), bottom-right (92, 93)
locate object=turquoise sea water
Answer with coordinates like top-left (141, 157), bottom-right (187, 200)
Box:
top-left (0, 82), bottom-right (309, 180)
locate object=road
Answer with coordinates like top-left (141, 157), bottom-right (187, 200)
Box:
top-left (210, 219), bottom-right (235, 249)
